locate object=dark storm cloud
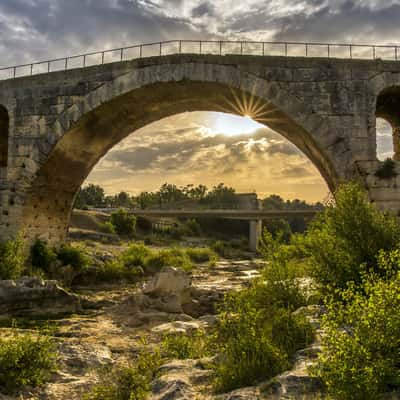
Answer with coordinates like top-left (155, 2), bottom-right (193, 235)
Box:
top-left (0, 0), bottom-right (206, 66)
top-left (2, 0), bottom-right (399, 69)
top-left (224, 1), bottom-right (400, 44)
top-left (191, 2), bottom-right (215, 18)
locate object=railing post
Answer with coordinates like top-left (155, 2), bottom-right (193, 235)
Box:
top-left (5, 39), bottom-right (400, 82)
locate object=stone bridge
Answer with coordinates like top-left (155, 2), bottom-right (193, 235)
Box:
top-left (1, 40), bottom-right (400, 244)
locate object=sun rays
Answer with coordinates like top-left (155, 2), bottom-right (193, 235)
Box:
top-left (217, 85), bottom-right (282, 126)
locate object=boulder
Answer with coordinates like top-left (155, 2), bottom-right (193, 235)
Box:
top-left (151, 359), bottom-right (213, 400)
top-left (0, 277), bottom-right (81, 317)
top-left (143, 266), bottom-right (191, 296)
top-left (141, 267), bottom-right (192, 313)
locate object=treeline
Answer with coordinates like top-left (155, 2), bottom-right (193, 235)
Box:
top-left (74, 183), bottom-right (323, 211)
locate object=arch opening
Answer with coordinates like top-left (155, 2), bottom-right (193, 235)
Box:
top-left (0, 105), bottom-right (9, 168)
top-left (21, 80), bottom-right (337, 243)
top-left (376, 86), bottom-right (400, 161)
top-left (84, 111), bottom-right (329, 204)
top-left (376, 118), bottom-right (394, 161)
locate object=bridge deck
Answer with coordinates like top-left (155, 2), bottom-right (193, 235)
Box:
top-left (122, 209), bottom-right (320, 220)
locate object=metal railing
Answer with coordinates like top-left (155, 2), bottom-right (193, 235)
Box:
top-left (1, 39), bottom-right (399, 81)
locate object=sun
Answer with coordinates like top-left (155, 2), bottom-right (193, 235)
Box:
top-left (210, 112), bottom-right (264, 136)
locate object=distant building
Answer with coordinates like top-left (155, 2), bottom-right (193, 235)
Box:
top-left (234, 193), bottom-right (261, 210)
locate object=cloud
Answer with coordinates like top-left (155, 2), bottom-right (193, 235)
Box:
top-left (1, 0), bottom-right (399, 68)
top-left (4, 1), bottom-right (395, 201)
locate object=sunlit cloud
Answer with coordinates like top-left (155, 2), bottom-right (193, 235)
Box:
top-left (86, 112), bottom-right (329, 202)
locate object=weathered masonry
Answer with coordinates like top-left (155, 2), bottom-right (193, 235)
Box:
top-left (1, 43), bottom-right (400, 244)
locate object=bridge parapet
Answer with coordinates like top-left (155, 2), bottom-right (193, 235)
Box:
top-left (1, 39), bottom-right (400, 81)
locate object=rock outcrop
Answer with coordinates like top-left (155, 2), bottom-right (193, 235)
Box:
top-left (0, 277), bottom-right (81, 317)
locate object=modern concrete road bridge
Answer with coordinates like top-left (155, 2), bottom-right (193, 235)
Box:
top-left (1, 39), bottom-right (400, 244)
top-left (127, 208), bottom-right (319, 251)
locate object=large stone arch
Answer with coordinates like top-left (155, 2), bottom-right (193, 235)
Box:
top-left (21, 63), bottom-right (341, 243)
top-left (376, 86), bottom-right (400, 160)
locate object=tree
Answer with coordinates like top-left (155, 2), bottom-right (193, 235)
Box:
top-left (159, 183), bottom-right (186, 205)
top-left (74, 184), bottom-right (105, 209)
top-left (204, 183), bottom-right (236, 207)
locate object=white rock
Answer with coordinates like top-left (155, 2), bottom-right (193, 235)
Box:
top-left (143, 266), bottom-right (191, 296)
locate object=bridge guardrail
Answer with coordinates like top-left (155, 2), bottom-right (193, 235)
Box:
top-left (1, 39), bottom-right (399, 81)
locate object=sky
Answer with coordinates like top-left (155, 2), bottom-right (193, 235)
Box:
top-left (0, 0), bottom-right (398, 201)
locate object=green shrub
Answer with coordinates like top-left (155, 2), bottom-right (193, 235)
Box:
top-left (57, 244), bottom-right (91, 272)
top-left (313, 253), bottom-right (400, 399)
top-left (95, 260), bottom-right (143, 283)
top-left (0, 235), bottom-right (25, 280)
top-left (100, 221), bottom-right (116, 235)
top-left (212, 288), bottom-right (313, 392)
top-left (298, 182), bottom-right (400, 293)
top-left (120, 243), bottom-right (151, 268)
top-left (185, 247), bottom-right (218, 265)
top-left (110, 209), bottom-right (136, 237)
top-left (84, 350), bottom-right (161, 400)
top-left (161, 330), bottom-right (211, 360)
top-left (183, 219), bottom-right (202, 235)
top-left (212, 266), bottom-right (314, 392)
top-left (0, 328), bottom-right (57, 393)
top-left (375, 158), bottom-right (397, 179)
top-left (211, 239), bottom-right (248, 259)
top-left (144, 248), bottom-right (193, 273)
top-left (31, 239), bottom-right (56, 274)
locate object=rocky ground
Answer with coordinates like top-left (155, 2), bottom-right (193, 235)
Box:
top-left (0, 254), bottom-right (328, 400)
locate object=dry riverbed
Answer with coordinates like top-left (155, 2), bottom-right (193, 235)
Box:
top-left (0, 254), bottom-right (326, 400)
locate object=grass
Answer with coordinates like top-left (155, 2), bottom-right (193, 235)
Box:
top-left (0, 326), bottom-right (58, 393)
top-left (161, 329), bottom-right (212, 360)
top-left (185, 247), bottom-right (218, 265)
top-left (210, 238), bottom-right (249, 259)
top-left (83, 349), bottom-right (161, 400)
top-left (144, 247), bottom-right (193, 273)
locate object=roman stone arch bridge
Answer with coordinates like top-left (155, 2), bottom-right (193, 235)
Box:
top-left (0, 39), bottom-right (400, 244)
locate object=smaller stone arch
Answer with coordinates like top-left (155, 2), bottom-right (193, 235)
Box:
top-left (376, 86), bottom-right (400, 160)
top-left (0, 105), bottom-right (8, 168)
